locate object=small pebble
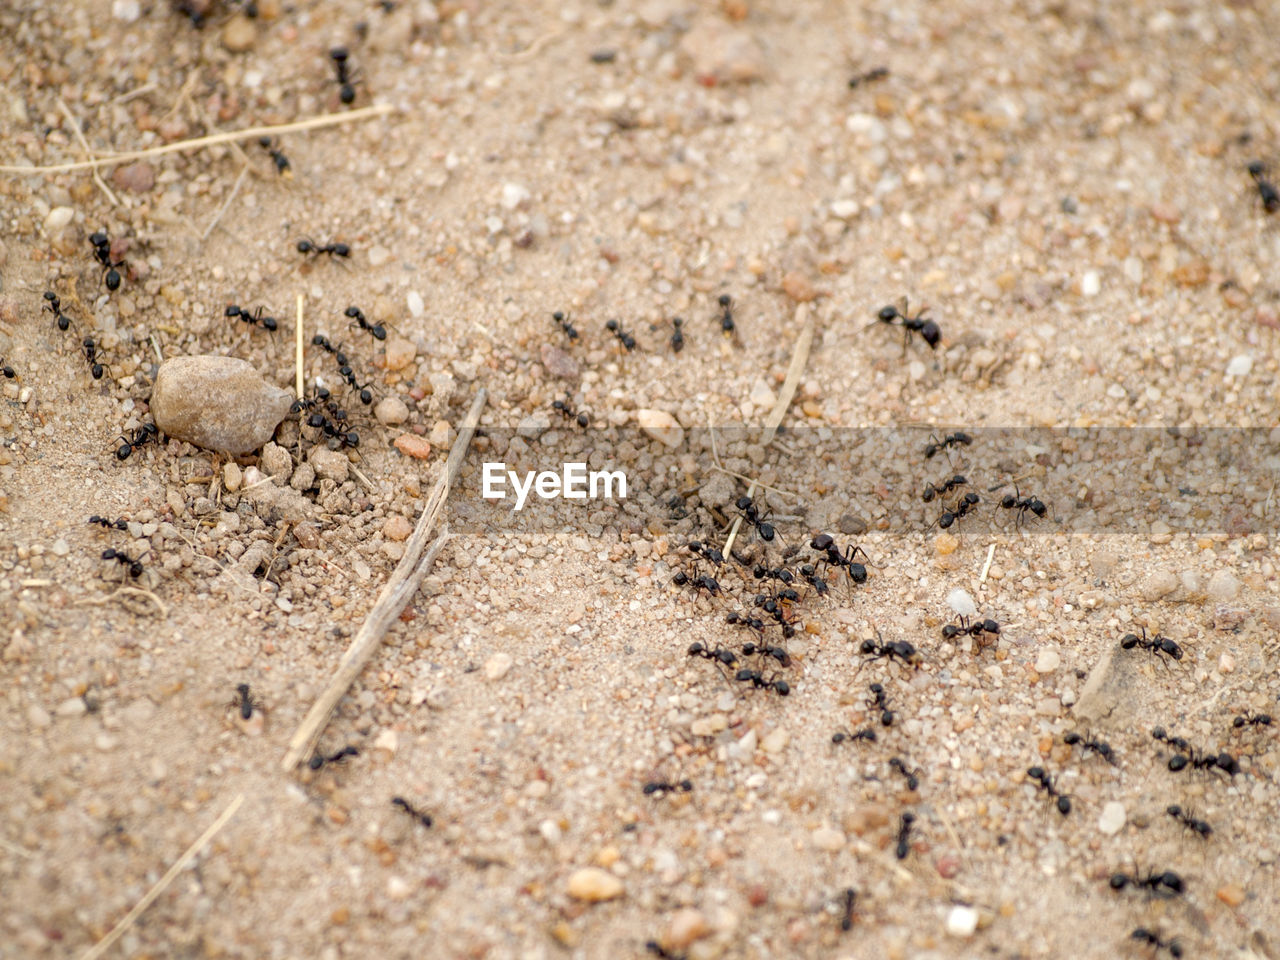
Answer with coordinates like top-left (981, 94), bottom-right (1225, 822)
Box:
top-left (367, 244), bottom-right (390, 267)
top-left (1217, 883), bottom-right (1246, 907)
top-left (947, 588), bottom-right (977, 618)
top-left (540, 343), bottom-right (580, 380)
top-left (1218, 651), bottom-right (1236, 674)
top-left (260, 442), bottom-right (293, 480)
top-left (111, 162), bottom-right (155, 193)
top-left (1034, 648), bottom-right (1060, 674)
top-left (1206, 570), bottom-right (1241, 602)
top-left (1225, 354), bottom-right (1253, 377)
top-left (1035, 697), bottom-right (1061, 716)
top-left (51, 538), bottom-right (70, 557)
top-left (407, 291), bottom-right (425, 317)
top-left (484, 653), bottom-right (513, 680)
top-left (223, 461), bottom-right (243, 492)
top-left (679, 20), bottom-right (766, 83)
top-left (781, 271), bottom-right (816, 302)
top-left (309, 448), bottom-right (350, 483)
top-left (1098, 801), bottom-right (1126, 836)
top-left (946, 905), bottom-right (978, 938)
top-left (151, 356), bottom-right (292, 455)
top-left (375, 397), bottom-right (410, 425)
top-left (394, 434), bottom-right (432, 459)
top-left (1081, 270), bottom-right (1101, 296)
top-left (383, 337), bottom-right (416, 371)
top-left (383, 515), bottom-right (412, 541)
top-left (811, 826), bottom-right (846, 852)
top-left (44, 206), bottom-right (74, 232)
top-left (222, 13), bottom-right (257, 51)
top-left (566, 867), bottom-right (624, 902)
top-left (935, 533), bottom-right (958, 556)
top-left (1139, 570), bottom-right (1177, 601)
top-left (663, 909), bottom-right (710, 950)
top-left (501, 182), bottom-right (530, 210)
top-left (294, 522), bottom-right (319, 548)
top-left (637, 409), bottom-right (684, 448)
top-left (761, 728), bottom-right (790, 754)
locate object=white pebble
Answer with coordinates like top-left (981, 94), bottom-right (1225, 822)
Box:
top-left (1098, 801), bottom-right (1126, 836)
top-left (1226, 354), bottom-right (1253, 377)
top-left (1206, 570), bottom-right (1241, 602)
top-left (761, 728), bottom-right (790, 754)
top-left (484, 653), bottom-right (513, 680)
top-left (386, 876), bottom-right (410, 900)
top-left (407, 290), bottom-right (425, 317)
top-left (830, 199), bottom-right (859, 219)
top-left (1106, 383), bottom-right (1127, 399)
top-left (946, 905), bottom-right (979, 937)
top-left (367, 244), bottom-right (390, 267)
top-left (539, 819), bottom-right (562, 844)
top-left (947, 588), bottom-right (977, 618)
top-left (501, 182), bottom-right (530, 210)
top-left (373, 728), bottom-right (398, 754)
top-left (1081, 270), bottom-right (1101, 296)
top-left (811, 826), bottom-right (846, 851)
top-left (44, 206), bottom-right (74, 232)
top-left (51, 538), bottom-right (70, 557)
top-left (1034, 648), bottom-right (1060, 673)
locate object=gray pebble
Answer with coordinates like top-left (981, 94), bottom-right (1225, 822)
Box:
top-left (540, 343), bottom-right (580, 380)
top-left (698, 472), bottom-right (736, 509)
top-left (518, 413), bottom-right (550, 440)
top-left (309, 447), bottom-right (350, 483)
top-left (151, 356), bottom-right (292, 455)
top-left (375, 396), bottom-right (410, 426)
top-left (289, 461), bottom-right (316, 491)
top-left (1206, 570), bottom-right (1241, 602)
top-left (1139, 570), bottom-right (1177, 601)
top-left (260, 441), bottom-right (293, 480)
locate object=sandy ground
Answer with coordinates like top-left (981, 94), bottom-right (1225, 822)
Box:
top-left (2, 1), bottom-right (1280, 958)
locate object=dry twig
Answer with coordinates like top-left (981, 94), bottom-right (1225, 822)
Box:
top-left (56, 99), bottom-right (120, 207)
top-left (281, 389), bottom-right (487, 770)
top-left (79, 793), bottom-right (244, 960)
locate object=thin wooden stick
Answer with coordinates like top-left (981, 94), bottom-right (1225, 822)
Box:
top-left (56, 99), bottom-right (120, 207)
top-left (0, 103), bottom-right (394, 174)
top-left (979, 543), bottom-right (996, 584)
top-left (200, 162), bottom-right (248, 240)
top-left (280, 389), bottom-right (486, 770)
top-left (79, 793), bottom-right (244, 960)
top-left (294, 293), bottom-right (305, 398)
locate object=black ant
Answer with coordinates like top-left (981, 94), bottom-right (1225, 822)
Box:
top-left (868, 683), bottom-right (895, 726)
top-left (308, 745), bottom-right (359, 770)
top-left (43, 291), bottom-right (74, 331)
top-left (936, 492), bottom-right (980, 529)
top-left (1120, 626), bottom-right (1182, 662)
top-left (832, 726), bottom-right (877, 745)
top-left (717, 294), bottom-right (735, 335)
top-left (1152, 727), bottom-right (1237, 774)
top-left (87, 515), bottom-right (129, 531)
top-left (1026, 766), bottom-right (1071, 815)
top-left (941, 615), bottom-right (1000, 640)
top-left (671, 568), bottom-right (721, 597)
top-left (1247, 161), bottom-right (1280, 213)
top-left (330, 47), bottom-right (360, 104)
top-left (1063, 730), bottom-right (1115, 765)
top-left (922, 474), bottom-right (967, 502)
top-left (642, 779), bottom-right (693, 796)
top-left (1109, 868), bottom-right (1184, 898)
top-left (89, 231), bottom-right (126, 291)
top-left (686, 541), bottom-right (725, 565)
top-left (838, 887), bottom-right (857, 931)
top-left (605, 318), bottom-right (636, 351)
top-left (873, 298), bottom-right (941, 351)
top-left (297, 237), bottom-right (351, 259)
top-left (798, 564), bottom-right (829, 596)
top-left (336, 362), bottom-right (374, 404)
top-left (888, 757), bottom-right (920, 791)
top-left (848, 66), bottom-right (889, 89)
top-left (0, 357), bottom-right (14, 379)
top-left (669, 316), bottom-right (684, 352)
top-left (734, 668), bottom-right (790, 696)
top-left (742, 639), bottom-right (791, 668)
top-left (923, 432), bottom-right (971, 458)
top-left (82, 337), bottom-right (110, 380)
top-left (552, 393), bottom-right (589, 428)
top-left (390, 796), bottom-right (433, 827)
top-left (726, 611), bottom-right (765, 633)
top-left (102, 547), bottom-right (146, 579)
top-left (859, 635), bottom-right (920, 669)
top-left (1233, 711), bottom-right (1272, 729)
top-left (345, 305), bottom-right (386, 341)
top-left (291, 385), bottom-right (333, 414)
top-left (894, 811), bottom-right (915, 859)
top-left (115, 423), bottom-right (159, 460)
top-left (1130, 928), bottom-right (1184, 958)
top-left (311, 334), bottom-right (347, 363)
top-left (736, 495), bottom-right (776, 542)
top-left (305, 412), bottom-right (360, 449)
top-left (552, 310), bottom-right (579, 340)
top-left (1165, 804), bottom-right (1211, 839)
top-left (810, 534), bottom-right (870, 583)
top-left (687, 642), bottom-right (737, 667)
top-left (231, 683), bottom-right (262, 721)
top-left (998, 487), bottom-right (1047, 526)
top-left (226, 304), bottom-right (278, 332)
top-left (258, 136), bottom-right (292, 176)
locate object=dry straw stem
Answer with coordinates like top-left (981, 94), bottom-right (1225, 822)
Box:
top-left (281, 389), bottom-right (487, 770)
top-left (294, 293), bottom-right (305, 398)
top-left (56, 98), bottom-right (120, 207)
top-left (0, 103), bottom-right (394, 174)
top-left (79, 793), bottom-right (244, 960)
top-left (722, 304), bottom-right (814, 557)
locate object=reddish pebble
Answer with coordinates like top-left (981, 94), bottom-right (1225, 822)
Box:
top-left (746, 884), bottom-right (768, 907)
top-left (936, 854), bottom-right (962, 879)
top-left (393, 434), bottom-right (432, 459)
top-left (408, 386), bottom-right (427, 402)
top-left (383, 515), bottom-right (412, 541)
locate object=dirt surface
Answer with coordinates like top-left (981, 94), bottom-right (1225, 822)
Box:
top-left (2, 1), bottom-right (1280, 958)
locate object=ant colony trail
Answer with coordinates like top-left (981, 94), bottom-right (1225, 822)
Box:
top-left (1, 2), bottom-right (1278, 959)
